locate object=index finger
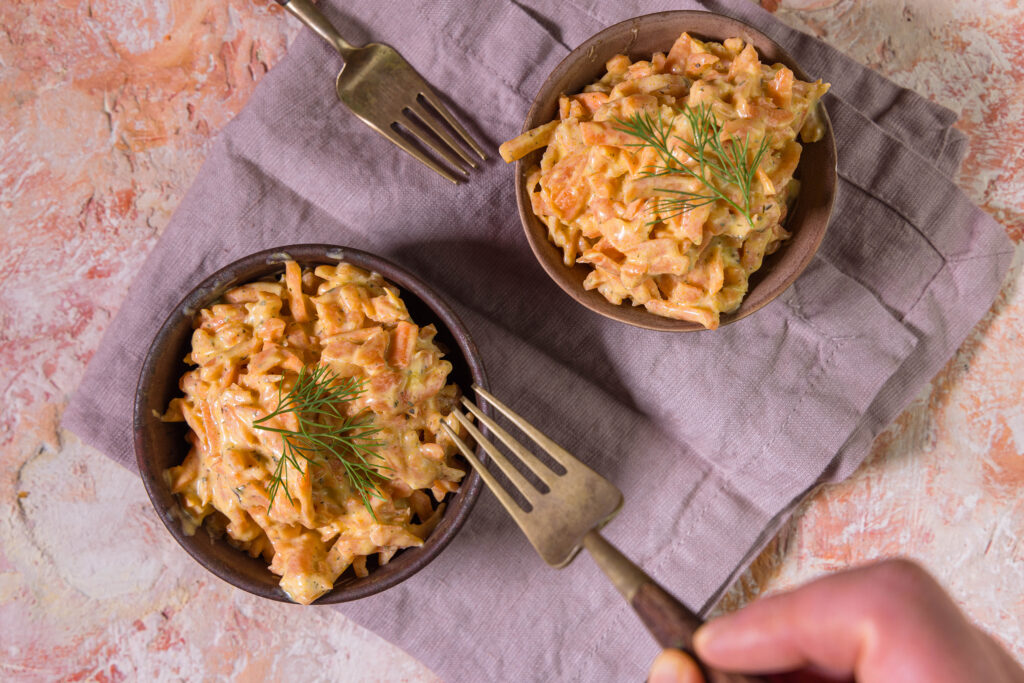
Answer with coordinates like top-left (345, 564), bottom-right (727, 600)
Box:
top-left (694, 560), bottom-right (1012, 683)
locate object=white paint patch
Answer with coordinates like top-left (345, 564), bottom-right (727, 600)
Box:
top-left (951, 493), bottom-right (981, 524)
top-left (0, 572), bottom-right (21, 602)
top-left (16, 447), bottom-right (163, 600)
top-left (1004, 412), bottom-right (1024, 455)
top-left (226, 5), bottom-right (242, 43)
top-left (112, 1), bottom-right (171, 54)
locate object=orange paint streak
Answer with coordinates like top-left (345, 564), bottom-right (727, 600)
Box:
top-left (948, 11), bottom-right (1024, 243)
top-left (149, 621), bottom-right (185, 653)
top-left (984, 416), bottom-right (1024, 496)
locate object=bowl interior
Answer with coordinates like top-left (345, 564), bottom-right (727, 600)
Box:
top-left (134, 244), bottom-right (486, 603)
top-left (515, 10), bottom-right (837, 332)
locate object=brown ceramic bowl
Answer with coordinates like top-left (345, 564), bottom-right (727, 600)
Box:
top-left (134, 244), bottom-right (487, 603)
top-left (514, 10), bottom-right (837, 331)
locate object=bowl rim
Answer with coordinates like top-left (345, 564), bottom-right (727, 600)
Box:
top-left (133, 243), bottom-right (487, 603)
top-left (514, 9), bottom-right (838, 332)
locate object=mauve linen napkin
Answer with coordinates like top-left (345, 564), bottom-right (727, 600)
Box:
top-left (63, 0), bottom-right (1013, 680)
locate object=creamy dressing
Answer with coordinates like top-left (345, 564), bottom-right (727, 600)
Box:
top-left (164, 262), bottom-right (465, 604)
top-left (500, 32), bottom-right (830, 329)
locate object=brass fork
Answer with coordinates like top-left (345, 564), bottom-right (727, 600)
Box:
top-left (275, 0), bottom-right (487, 183)
top-left (442, 386), bottom-right (767, 683)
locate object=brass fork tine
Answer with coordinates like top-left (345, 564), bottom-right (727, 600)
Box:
top-left (459, 397), bottom-right (560, 487)
top-left (443, 390), bottom-right (768, 682)
top-left (418, 89), bottom-right (488, 161)
top-left (448, 411), bottom-right (540, 506)
top-left (406, 103), bottom-right (480, 169)
top-left (399, 110), bottom-right (473, 174)
top-left (441, 420), bottom-right (535, 524)
top-left (279, 0), bottom-right (486, 185)
top-left (377, 123), bottom-right (467, 185)
top-left (471, 385), bottom-right (579, 472)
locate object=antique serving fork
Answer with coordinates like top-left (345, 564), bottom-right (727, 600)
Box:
top-left (441, 386), bottom-right (767, 683)
top-left (275, 0), bottom-right (487, 183)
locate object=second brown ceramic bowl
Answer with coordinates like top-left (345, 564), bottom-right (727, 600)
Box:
top-left (515, 10), bottom-right (837, 332)
top-left (134, 244), bottom-right (487, 603)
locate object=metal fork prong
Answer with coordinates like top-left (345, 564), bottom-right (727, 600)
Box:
top-left (376, 123), bottom-right (465, 184)
top-left (449, 410), bottom-right (542, 505)
top-left (406, 103), bottom-right (479, 169)
top-left (418, 89), bottom-right (488, 161)
top-left (471, 385), bottom-right (578, 471)
top-left (459, 397), bottom-right (561, 487)
top-left (440, 421), bottom-right (534, 519)
top-left (400, 108), bottom-right (474, 173)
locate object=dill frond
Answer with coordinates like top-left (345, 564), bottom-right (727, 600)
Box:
top-left (613, 103), bottom-right (770, 226)
top-left (253, 365), bottom-right (387, 517)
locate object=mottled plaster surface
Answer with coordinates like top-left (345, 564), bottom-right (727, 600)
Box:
top-left (1, 0), bottom-right (1021, 679)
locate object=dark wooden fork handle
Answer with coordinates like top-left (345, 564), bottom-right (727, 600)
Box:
top-left (633, 580), bottom-right (770, 683)
top-left (583, 531), bottom-right (768, 682)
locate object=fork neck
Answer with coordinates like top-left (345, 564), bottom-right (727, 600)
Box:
top-left (277, 0), bottom-right (357, 61)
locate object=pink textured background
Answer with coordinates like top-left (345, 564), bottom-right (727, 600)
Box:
top-left (2, 1), bottom-right (1021, 679)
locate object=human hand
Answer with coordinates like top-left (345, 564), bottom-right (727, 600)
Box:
top-left (648, 559), bottom-right (1024, 683)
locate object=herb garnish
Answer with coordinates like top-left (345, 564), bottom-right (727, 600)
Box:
top-left (253, 365), bottom-right (387, 516)
top-left (614, 103), bottom-right (770, 226)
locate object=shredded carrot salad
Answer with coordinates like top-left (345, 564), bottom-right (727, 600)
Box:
top-left (502, 33), bottom-right (830, 329)
top-left (163, 260), bottom-right (466, 604)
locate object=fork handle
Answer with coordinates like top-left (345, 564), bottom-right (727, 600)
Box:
top-left (582, 531), bottom-right (770, 683)
top-left (632, 582), bottom-right (772, 683)
top-left (274, 0), bottom-right (357, 60)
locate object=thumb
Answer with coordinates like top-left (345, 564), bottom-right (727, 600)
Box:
top-left (650, 648), bottom-right (705, 683)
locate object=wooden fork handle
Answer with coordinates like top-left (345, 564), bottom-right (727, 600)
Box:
top-left (632, 581), bottom-right (770, 683)
top-left (582, 531), bottom-right (769, 683)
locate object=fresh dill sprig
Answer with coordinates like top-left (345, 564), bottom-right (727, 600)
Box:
top-left (613, 103), bottom-right (770, 226)
top-left (252, 365), bottom-right (387, 517)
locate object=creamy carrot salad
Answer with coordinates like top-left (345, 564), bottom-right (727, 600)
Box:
top-left (501, 32), bottom-right (830, 329)
top-left (163, 260), bottom-right (465, 604)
